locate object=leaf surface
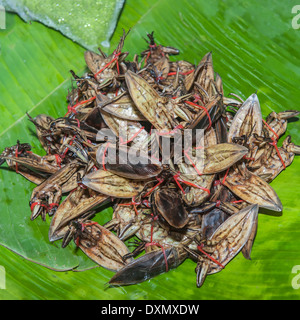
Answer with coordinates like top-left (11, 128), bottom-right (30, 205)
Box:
top-left (1, 0), bottom-right (300, 299)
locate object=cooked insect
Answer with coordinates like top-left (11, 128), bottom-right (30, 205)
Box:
top-left (1, 29), bottom-right (298, 290)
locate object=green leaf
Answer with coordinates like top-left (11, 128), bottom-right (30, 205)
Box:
top-left (110, 0), bottom-right (300, 299)
top-left (0, 0), bottom-right (125, 50)
top-left (0, 13), bottom-right (103, 272)
top-left (1, 0), bottom-right (300, 300)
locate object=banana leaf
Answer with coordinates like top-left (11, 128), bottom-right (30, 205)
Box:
top-left (0, 0), bottom-right (300, 300)
top-left (0, 0), bottom-right (125, 50)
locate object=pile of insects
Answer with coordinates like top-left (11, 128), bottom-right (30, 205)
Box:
top-left (1, 30), bottom-right (299, 287)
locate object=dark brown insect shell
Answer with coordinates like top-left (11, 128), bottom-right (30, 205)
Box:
top-left (150, 187), bottom-right (189, 229)
top-left (83, 107), bottom-right (109, 131)
top-left (100, 143), bottom-right (164, 180)
top-left (201, 208), bottom-right (230, 239)
top-left (62, 220), bottom-right (100, 248)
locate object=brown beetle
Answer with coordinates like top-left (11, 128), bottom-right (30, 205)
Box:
top-left (151, 187), bottom-right (189, 229)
